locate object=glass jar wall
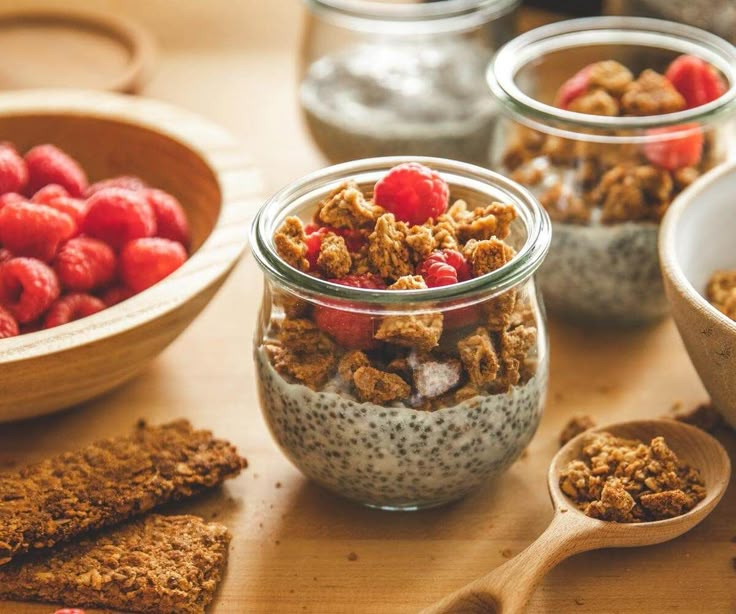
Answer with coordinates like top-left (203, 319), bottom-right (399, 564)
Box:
top-left (250, 157), bottom-right (551, 510)
top-left (488, 17), bottom-right (736, 325)
top-left (299, 0), bottom-right (520, 166)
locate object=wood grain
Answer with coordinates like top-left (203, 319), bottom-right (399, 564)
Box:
top-left (0, 2), bottom-right (733, 613)
top-left (0, 90), bottom-right (262, 421)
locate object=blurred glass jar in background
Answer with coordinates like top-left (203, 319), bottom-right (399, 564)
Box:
top-left (488, 17), bottom-right (736, 325)
top-left (607, 0), bottom-right (736, 45)
top-left (299, 0), bottom-right (520, 166)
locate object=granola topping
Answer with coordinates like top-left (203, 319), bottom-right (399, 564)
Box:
top-left (267, 163), bottom-right (539, 410)
top-left (706, 270), bottom-right (736, 320)
top-left (560, 431), bottom-right (706, 522)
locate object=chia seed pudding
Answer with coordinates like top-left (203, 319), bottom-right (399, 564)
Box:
top-left (489, 20), bottom-right (736, 325)
top-left (256, 348), bottom-right (546, 509)
top-left (300, 39), bottom-right (496, 166)
top-left (249, 158), bottom-right (552, 509)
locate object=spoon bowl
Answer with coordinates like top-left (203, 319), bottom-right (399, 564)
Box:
top-left (423, 419), bottom-right (730, 613)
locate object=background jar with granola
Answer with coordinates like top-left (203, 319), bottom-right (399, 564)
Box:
top-left (299, 0), bottom-right (520, 166)
top-left (488, 17), bottom-right (736, 324)
top-left (250, 157), bottom-right (551, 510)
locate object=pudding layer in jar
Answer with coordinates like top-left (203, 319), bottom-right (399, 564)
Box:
top-left (250, 158), bottom-right (551, 509)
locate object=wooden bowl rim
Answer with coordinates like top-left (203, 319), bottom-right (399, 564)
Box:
top-left (0, 88), bottom-right (262, 364)
top-left (0, 8), bottom-right (157, 93)
top-left (659, 160), bottom-right (736, 335)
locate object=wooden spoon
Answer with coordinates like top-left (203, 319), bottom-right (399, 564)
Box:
top-left (422, 419), bottom-right (731, 614)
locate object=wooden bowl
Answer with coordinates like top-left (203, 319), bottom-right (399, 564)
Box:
top-left (0, 89), bottom-right (262, 422)
top-left (660, 161), bottom-right (736, 429)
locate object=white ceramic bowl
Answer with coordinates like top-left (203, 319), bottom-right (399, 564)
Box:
top-left (660, 161), bottom-right (736, 428)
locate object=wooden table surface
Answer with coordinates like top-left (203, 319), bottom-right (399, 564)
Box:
top-left (0, 2), bottom-right (734, 613)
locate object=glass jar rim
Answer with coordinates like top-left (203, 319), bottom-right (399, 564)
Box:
top-left (250, 156), bottom-right (551, 307)
top-left (304, 0), bottom-right (520, 33)
top-left (487, 17), bottom-right (736, 133)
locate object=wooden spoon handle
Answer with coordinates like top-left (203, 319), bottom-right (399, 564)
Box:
top-left (422, 512), bottom-right (600, 614)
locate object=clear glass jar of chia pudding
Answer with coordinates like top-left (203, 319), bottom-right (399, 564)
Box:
top-left (299, 0), bottom-right (520, 166)
top-left (488, 17), bottom-right (736, 325)
top-left (250, 157), bottom-right (551, 510)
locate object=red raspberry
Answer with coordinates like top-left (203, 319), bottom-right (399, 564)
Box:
top-left (0, 258), bottom-right (60, 323)
top-left (86, 175), bottom-right (147, 197)
top-left (31, 183), bottom-right (68, 204)
top-left (54, 237), bottom-right (116, 292)
top-left (0, 248), bottom-right (12, 263)
top-left (665, 55), bottom-right (727, 109)
top-left (0, 192), bottom-right (25, 210)
top-left (84, 188), bottom-right (156, 250)
top-left (0, 304), bottom-right (19, 338)
top-left (32, 184), bottom-right (88, 227)
top-left (43, 293), bottom-right (105, 329)
top-left (313, 273), bottom-right (385, 350)
top-left (145, 189), bottom-right (190, 247)
top-left (373, 163), bottom-right (449, 226)
top-left (554, 64), bottom-right (593, 109)
top-left (0, 143), bottom-right (28, 195)
top-left (418, 249), bottom-right (471, 286)
top-left (101, 285), bottom-right (135, 307)
top-left (0, 201), bottom-right (76, 262)
top-left (24, 144), bottom-right (87, 197)
top-left (644, 124), bottom-right (704, 171)
top-left (119, 237), bottom-right (187, 292)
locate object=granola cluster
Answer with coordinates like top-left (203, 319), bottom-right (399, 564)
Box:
top-left (706, 269), bottom-right (736, 320)
top-left (267, 170), bottom-right (538, 408)
top-left (559, 432), bottom-right (706, 522)
top-left (502, 59), bottom-right (718, 224)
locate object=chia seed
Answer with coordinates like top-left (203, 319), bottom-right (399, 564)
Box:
top-left (300, 39), bottom-right (497, 166)
top-left (255, 348), bottom-right (547, 510)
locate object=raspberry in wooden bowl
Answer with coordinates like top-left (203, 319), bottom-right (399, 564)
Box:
top-left (251, 157), bottom-right (551, 510)
top-left (489, 17), bottom-right (736, 325)
top-left (0, 89), bottom-right (259, 422)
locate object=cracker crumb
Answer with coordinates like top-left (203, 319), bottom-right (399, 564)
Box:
top-left (353, 366), bottom-right (411, 404)
top-left (458, 327), bottom-right (499, 387)
top-left (368, 213), bottom-right (413, 281)
top-left (317, 233), bottom-right (352, 278)
top-left (375, 312), bottom-right (443, 352)
top-left (274, 216), bottom-right (309, 272)
top-left (559, 432), bottom-right (706, 522)
top-left (316, 181), bottom-right (382, 229)
top-left (621, 69), bottom-right (686, 116)
top-left (559, 415), bottom-right (597, 447)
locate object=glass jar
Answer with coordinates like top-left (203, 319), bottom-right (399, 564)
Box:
top-left (250, 157), bottom-right (551, 510)
top-left (299, 0), bottom-right (520, 166)
top-left (488, 17), bottom-right (736, 325)
top-left (608, 0), bottom-right (736, 45)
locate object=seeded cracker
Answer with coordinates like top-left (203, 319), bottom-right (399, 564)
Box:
top-left (0, 420), bottom-right (246, 566)
top-left (0, 514), bottom-right (229, 614)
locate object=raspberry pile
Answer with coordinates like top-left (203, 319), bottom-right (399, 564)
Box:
top-left (0, 143), bottom-right (190, 339)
